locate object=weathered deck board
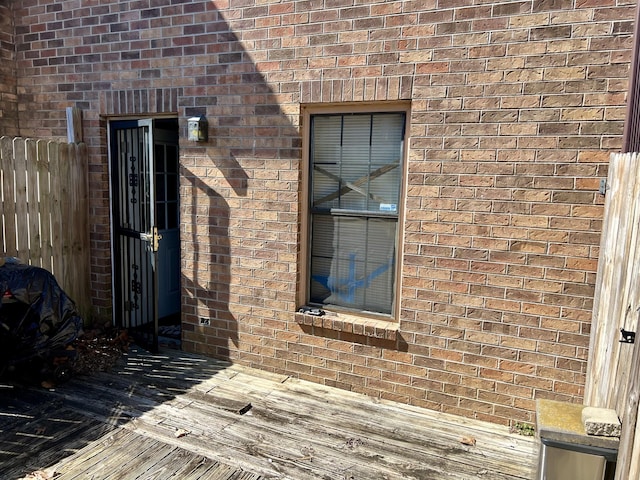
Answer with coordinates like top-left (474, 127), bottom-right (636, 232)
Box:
top-left (51, 428), bottom-right (262, 480)
top-left (0, 346), bottom-right (538, 480)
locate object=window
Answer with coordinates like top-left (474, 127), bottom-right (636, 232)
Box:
top-left (307, 109), bottom-right (406, 316)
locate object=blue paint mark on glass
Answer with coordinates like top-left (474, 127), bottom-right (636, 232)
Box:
top-left (312, 253), bottom-right (392, 304)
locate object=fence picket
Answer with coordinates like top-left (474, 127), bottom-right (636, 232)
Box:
top-left (13, 137), bottom-right (28, 260)
top-left (37, 139), bottom-right (53, 272)
top-left (615, 314), bottom-right (640, 480)
top-left (0, 137), bottom-right (17, 254)
top-left (57, 142), bottom-right (71, 293)
top-left (25, 139), bottom-right (41, 267)
top-left (73, 142), bottom-right (91, 307)
top-left (49, 140), bottom-right (63, 272)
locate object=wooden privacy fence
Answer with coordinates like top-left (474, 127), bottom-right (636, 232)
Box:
top-left (585, 152), bottom-right (640, 480)
top-left (0, 136), bottom-right (91, 320)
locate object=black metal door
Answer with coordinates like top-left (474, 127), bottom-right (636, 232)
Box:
top-left (110, 120), bottom-right (160, 352)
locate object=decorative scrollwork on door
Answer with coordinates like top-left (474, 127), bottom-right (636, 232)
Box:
top-left (130, 264), bottom-right (140, 310)
top-left (129, 155), bottom-right (138, 204)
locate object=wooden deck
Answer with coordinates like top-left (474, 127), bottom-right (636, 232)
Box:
top-left (1, 346), bottom-right (538, 480)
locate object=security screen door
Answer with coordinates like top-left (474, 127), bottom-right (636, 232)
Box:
top-left (110, 119), bottom-right (177, 352)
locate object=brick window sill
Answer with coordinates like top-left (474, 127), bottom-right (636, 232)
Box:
top-left (294, 309), bottom-right (398, 341)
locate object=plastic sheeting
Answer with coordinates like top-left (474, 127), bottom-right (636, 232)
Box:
top-left (0, 259), bottom-right (84, 368)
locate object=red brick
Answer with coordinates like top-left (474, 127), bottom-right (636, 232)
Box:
top-left (4, 0), bottom-right (630, 429)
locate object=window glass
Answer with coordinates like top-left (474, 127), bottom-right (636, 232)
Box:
top-left (309, 111), bottom-right (405, 315)
top-left (167, 202), bottom-right (178, 229)
top-left (167, 173), bottom-right (178, 202)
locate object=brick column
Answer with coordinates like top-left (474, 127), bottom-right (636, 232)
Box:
top-left (0, 2), bottom-right (18, 137)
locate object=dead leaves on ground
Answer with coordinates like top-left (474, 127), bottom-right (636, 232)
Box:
top-left (460, 435), bottom-right (477, 446)
top-left (72, 327), bottom-right (131, 375)
top-left (20, 468), bottom-right (57, 480)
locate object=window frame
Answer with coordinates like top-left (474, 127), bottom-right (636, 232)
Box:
top-left (299, 102), bottom-right (410, 321)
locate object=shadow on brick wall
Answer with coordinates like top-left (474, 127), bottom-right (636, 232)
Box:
top-left (181, 162), bottom-right (246, 357)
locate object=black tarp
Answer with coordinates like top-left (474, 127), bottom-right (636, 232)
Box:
top-left (0, 260), bottom-right (83, 371)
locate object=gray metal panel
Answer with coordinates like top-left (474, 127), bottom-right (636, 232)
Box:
top-left (537, 444), bottom-right (606, 480)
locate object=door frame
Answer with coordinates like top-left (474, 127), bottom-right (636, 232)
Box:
top-left (107, 115), bottom-right (181, 351)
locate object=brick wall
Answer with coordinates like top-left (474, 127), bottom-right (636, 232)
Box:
top-left (11, 0), bottom-right (635, 426)
top-left (0, 1), bottom-right (18, 137)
